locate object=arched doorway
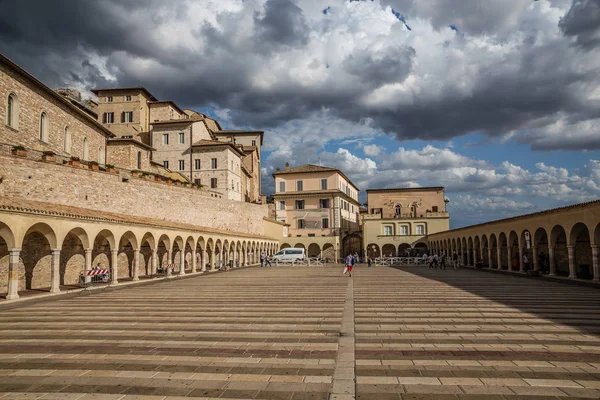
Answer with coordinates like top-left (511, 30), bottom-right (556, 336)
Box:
top-left (382, 244), bottom-right (396, 257)
top-left (307, 243), bottom-right (321, 258)
top-left (342, 233), bottom-right (363, 257)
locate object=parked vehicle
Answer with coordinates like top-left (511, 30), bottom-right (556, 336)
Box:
top-left (272, 248), bottom-right (306, 262)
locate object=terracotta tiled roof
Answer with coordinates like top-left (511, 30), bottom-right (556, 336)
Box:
top-left (147, 100), bottom-right (185, 115)
top-left (149, 117), bottom-right (201, 125)
top-left (0, 196), bottom-right (273, 240)
top-left (272, 164), bottom-right (360, 191)
top-left (192, 140), bottom-right (245, 156)
top-left (90, 87), bottom-right (158, 101)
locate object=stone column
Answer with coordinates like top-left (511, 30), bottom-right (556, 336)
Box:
top-left (84, 248), bottom-right (92, 284)
top-left (50, 249), bottom-right (61, 293)
top-left (507, 247), bottom-right (512, 271)
top-left (151, 249), bottom-right (157, 276)
top-left (179, 250), bottom-right (186, 275)
top-left (191, 250), bottom-right (197, 273)
top-left (519, 245), bottom-right (524, 272)
top-left (167, 250), bottom-right (173, 276)
top-left (487, 248), bottom-right (493, 269)
top-left (202, 249), bottom-right (207, 271)
top-left (497, 248), bottom-right (502, 269)
top-left (549, 246), bottom-right (556, 276)
top-left (591, 245), bottom-right (599, 282)
top-left (111, 249), bottom-right (119, 284)
top-left (7, 249), bottom-right (21, 300)
top-left (567, 245), bottom-right (576, 279)
top-left (532, 246), bottom-right (539, 271)
top-left (212, 251), bottom-right (217, 269)
top-left (133, 248), bottom-right (140, 281)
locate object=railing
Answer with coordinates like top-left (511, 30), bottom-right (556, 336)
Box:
top-left (273, 258), bottom-right (324, 266)
top-left (374, 257), bottom-right (428, 266)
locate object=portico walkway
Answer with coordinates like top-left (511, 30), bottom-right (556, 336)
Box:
top-left (0, 265), bottom-right (598, 399)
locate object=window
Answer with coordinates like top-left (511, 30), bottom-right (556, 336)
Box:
top-left (384, 226), bottom-right (393, 236)
top-left (195, 159), bottom-right (201, 170)
top-left (103, 112), bottom-right (114, 124)
top-left (7, 94), bottom-right (15, 128)
top-left (252, 140), bottom-right (256, 146)
top-left (297, 180), bottom-right (303, 191)
top-left (179, 132), bottom-right (185, 144)
top-left (297, 219), bottom-right (306, 229)
top-left (137, 152), bottom-right (142, 169)
top-left (125, 95), bottom-right (132, 101)
top-left (279, 181), bottom-right (285, 192)
top-left (82, 137), bottom-right (89, 160)
top-left (432, 206), bottom-right (438, 212)
top-left (162, 134), bottom-right (169, 145)
top-left (194, 179), bottom-right (201, 186)
top-left (231, 160), bottom-right (233, 170)
top-left (163, 160), bottom-right (169, 169)
top-left (63, 127), bottom-right (71, 153)
top-left (179, 160), bottom-right (185, 170)
top-left (322, 218), bottom-right (329, 229)
top-left (395, 204), bottom-right (401, 217)
top-left (295, 200), bottom-right (305, 210)
top-left (400, 226), bottom-right (409, 235)
top-left (321, 178), bottom-right (327, 190)
top-left (319, 199), bottom-right (330, 209)
top-left (39, 112), bottom-right (48, 142)
top-left (279, 200), bottom-right (285, 211)
top-left (107, 96), bottom-right (113, 102)
top-left (416, 225), bottom-right (424, 235)
top-left (211, 158), bottom-right (217, 169)
top-left (122, 111), bottom-right (133, 123)
top-left (231, 180), bottom-right (234, 189)
top-left (210, 178), bottom-right (217, 188)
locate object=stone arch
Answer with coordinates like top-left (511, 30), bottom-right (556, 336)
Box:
top-left (467, 237), bottom-right (474, 265)
top-left (157, 234), bottom-right (171, 270)
top-left (533, 227), bottom-right (549, 272)
top-left (0, 222), bottom-right (16, 296)
top-left (196, 236), bottom-right (205, 270)
top-left (382, 244), bottom-right (396, 257)
top-left (21, 223), bottom-right (58, 290)
top-left (139, 232), bottom-right (156, 277)
top-left (214, 238), bottom-right (223, 266)
top-left (280, 243), bottom-right (291, 250)
top-left (342, 233), bottom-right (363, 257)
top-left (414, 242), bottom-right (428, 256)
top-left (481, 235), bottom-right (489, 267)
top-left (206, 238), bottom-right (214, 269)
top-left (307, 243), bottom-right (320, 258)
top-left (323, 243), bottom-right (335, 261)
top-left (489, 234), bottom-right (497, 268)
top-left (184, 236), bottom-right (195, 272)
top-left (61, 227), bottom-right (90, 287)
top-left (39, 111), bottom-right (49, 142)
top-left (398, 243), bottom-right (411, 256)
top-left (570, 222), bottom-right (592, 279)
top-left (498, 232), bottom-right (508, 269)
top-left (294, 243), bottom-right (306, 249)
top-left (118, 231), bottom-right (138, 280)
top-left (172, 236), bottom-right (184, 273)
top-left (474, 236), bottom-right (481, 263)
top-left (550, 225), bottom-right (568, 276)
top-left (507, 231), bottom-right (519, 271)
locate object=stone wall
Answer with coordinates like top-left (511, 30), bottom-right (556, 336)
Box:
top-left (0, 61), bottom-right (108, 162)
top-left (0, 154), bottom-right (268, 236)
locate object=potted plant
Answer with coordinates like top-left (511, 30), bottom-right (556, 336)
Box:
top-left (142, 172), bottom-right (154, 180)
top-left (105, 164), bottom-right (116, 174)
top-left (42, 150), bottom-right (56, 163)
top-left (69, 156), bottom-right (81, 167)
top-left (154, 175), bottom-right (163, 182)
top-left (174, 180), bottom-right (181, 186)
top-left (166, 178), bottom-right (173, 184)
top-left (11, 145), bottom-right (27, 158)
top-left (89, 160), bottom-right (100, 171)
top-left (131, 170), bottom-right (141, 178)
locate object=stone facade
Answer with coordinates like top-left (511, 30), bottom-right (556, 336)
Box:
top-left (106, 139), bottom-right (153, 171)
top-left (0, 54), bottom-right (112, 163)
top-left (92, 88), bottom-right (154, 139)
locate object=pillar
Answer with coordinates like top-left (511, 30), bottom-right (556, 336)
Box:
top-left (151, 249), bottom-right (157, 276)
top-left (567, 245), bottom-right (576, 279)
top-left (84, 248), bottom-right (92, 284)
top-left (202, 249), bottom-right (207, 271)
top-left (111, 249), bottom-right (119, 284)
top-left (212, 251), bottom-right (217, 269)
top-left (7, 249), bottom-right (21, 300)
top-left (591, 245), bottom-right (599, 282)
top-left (532, 246), bottom-right (539, 271)
top-left (519, 245), bottom-right (524, 272)
top-left (487, 248), bottom-right (493, 269)
top-left (50, 249), bottom-right (60, 293)
top-left (480, 247), bottom-right (485, 267)
top-left (507, 247), bottom-right (512, 271)
top-left (179, 250), bottom-right (186, 275)
top-left (133, 248), bottom-right (140, 281)
top-left (192, 249), bottom-right (197, 273)
top-left (497, 247), bottom-right (502, 269)
top-left (167, 250), bottom-right (173, 276)
top-left (549, 246), bottom-right (556, 276)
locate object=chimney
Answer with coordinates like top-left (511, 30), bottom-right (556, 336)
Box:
top-left (285, 162), bottom-right (290, 170)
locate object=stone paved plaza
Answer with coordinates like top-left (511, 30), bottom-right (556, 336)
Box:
top-left (0, 265), bottom-right (599, 399)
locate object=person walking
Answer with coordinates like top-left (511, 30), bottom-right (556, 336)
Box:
top-left (433, 253), bottom-right (439, 269)
top-left (367, 257), bottom-right (372, 268)
top-left (265, 255), bottom-right (272, 267)
top-left (345, 253), bottom-right (354, 277)
top-left (441, 253), bottom-right (447, 270)
top-left (452, 252), bottom-right (458, 269)
top-left (523, 253), bottom-right (530, 271)
top-left (260, 252), bottom-right (265, 267)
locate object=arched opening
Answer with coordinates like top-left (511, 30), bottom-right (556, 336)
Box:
top-left (83, 137), bottom-right (89, 161)
top-left (307, 243), bottom-right (320, 258)
top-left (39, 112), bottom-right (48, 142)
top-left (196, 237), bottom-right (205, 270)
top-left (118, 232), bottom-right (138, 280)
top-left (474, 236), bottom-right (481, 264)
top-left (489, 234), bottom-right (497, 268)
top-left (137, 151), bottom-right (142, 170)
top-left (481, 235), bottom-right (489, 267)
top-left (398, 243), bottom-right (411, 256)
top-left (64, 126), bottom-right (71, 153)
top-left (367, 243), bottom-right (380, 258)
top-left (185, 237), bottom-right (195, 272)
top-left (92, 230), bottom-right (115, 279)
top-left (322, 243), bottom-right (334, 261)
top-left (157, 235), bottom-right (170, 271)
top-left (395, 204), bottom-right (401, 217)
top-left (280, 243), bottom-right (291, 250)
top-left (381, 244), bottom-right (396, 257)
top-left (139, 233), bottom-right (155, 277)
top-left (172, 237), bottom-right (184, 273)
top-left (22, 223), bottom-right (57, 291)
top-left (550, 225), bottom-right (568, 276)
top-left (61, 228), bottom-right (89, 287)
top-left (498, 233), bottom-right (508, 269)
top-left (6, 93), bottom-right (18, 129)
top-left (410, 203), bottom-right (417, 218)
top-left (508, 231), bottom-right (519, 271)
top-left (0, 222), bottom-right (17, 297)
top-left (533, 227), bottom-right (549, 273)
top-left (205, 240), bottom-right (213, 270)
top-left (414, 242), bottom-right (428, 256)
top-left (294, 243), bottom-right (306, 250)
top-left (467, 237), bottom-right (474, 265)
top-left (570, 223), bottom-right (592, 279)
top-left (342, 233), bottom-right (363, 257)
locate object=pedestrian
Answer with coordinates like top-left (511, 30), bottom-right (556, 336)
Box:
top-left (367, 257), bottom-right (372, 268)
top-left (345, 253), bottom-right (353, 277)
top-left (523, 253), bottom-right (529, 271)
top-left (433, 253), bottom-right (439, 269)
top-left (265, 255), bottom-right (272, 267)
top-left (441, 253), bottom-right (447, 270)
top-left (260, 252), bottom-right (265, 267)
top-left (452, 252), bottom-right (458, 269)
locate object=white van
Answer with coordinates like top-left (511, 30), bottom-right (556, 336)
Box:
top-left (272, 248), bottom-right (306, 262)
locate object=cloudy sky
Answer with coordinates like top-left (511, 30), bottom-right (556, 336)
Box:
top-left (1, 0), bottom-right (599, 228)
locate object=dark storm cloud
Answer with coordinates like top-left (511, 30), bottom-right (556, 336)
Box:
top-left (0, 0), bottom-right (598, 151)
top-left (559, 0), bottom-right (600, 49)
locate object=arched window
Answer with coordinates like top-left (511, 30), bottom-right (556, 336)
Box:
top-left (411, 203), bottom-right (417, 218)
top-left (63, 127), bottom-right (71, 153)
top-left (137, 151), bottom-right (142, 169)
top-left (395, 204), bottom-right (401, 217)
top-left (6, 94), bottom-right (18, 129)
top-left (39, 112), bottom-right (48, 142)
top-left (83, 137), bottom-right (89, 160)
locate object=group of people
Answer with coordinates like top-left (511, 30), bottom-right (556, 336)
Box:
top-left (422, 251), bottom-right (461, 269)
top-left (259, 252), bottom-right (272, 267)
